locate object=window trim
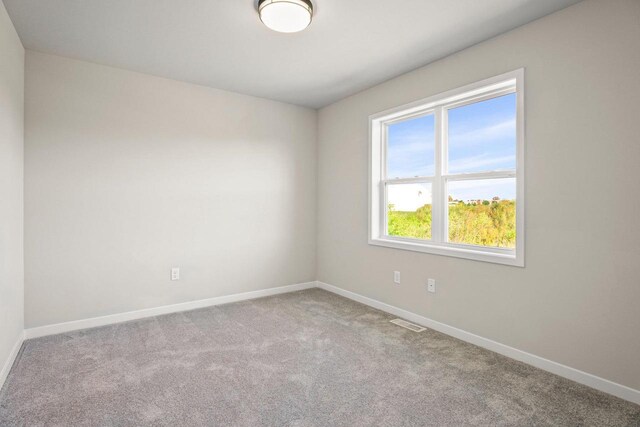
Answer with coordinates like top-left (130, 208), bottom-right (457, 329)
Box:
top-left (368, 69), bottom-right (525, 267)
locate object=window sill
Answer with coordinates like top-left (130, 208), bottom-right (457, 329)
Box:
top-left (368, 237), bottom-right (524, 267)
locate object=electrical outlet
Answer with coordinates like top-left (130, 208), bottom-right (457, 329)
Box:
top-left (171, 267), bottom-right (180, 281)
top-left (427, 278), bottom-right (436, 293)
top-left (393, 271), bottom-right (401, 284)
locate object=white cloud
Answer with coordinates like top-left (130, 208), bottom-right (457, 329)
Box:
top-left (448, 154), bottom-right (515, 173)
top-left (449, 119), bottom-right (515, 147)
top-left (388, 183), bottom-right (432, 211)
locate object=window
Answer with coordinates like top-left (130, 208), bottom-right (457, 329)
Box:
top-left (369, 70), bottom-right (524, 266)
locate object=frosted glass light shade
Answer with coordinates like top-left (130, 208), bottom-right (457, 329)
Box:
top-left (258, 0), bottom-right (313, 33)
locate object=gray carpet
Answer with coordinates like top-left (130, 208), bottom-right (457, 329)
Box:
top-left (1, 289), bottom-right (638, 426)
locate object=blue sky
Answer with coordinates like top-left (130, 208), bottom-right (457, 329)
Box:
top-left (448, 93), bottom-right (516, 174)
top-left (448, 178), bottom-right (515, 203)
top-left (387, 93), bottom-right (516, 202)
top-left (387, 114), bottom-right (435, 178)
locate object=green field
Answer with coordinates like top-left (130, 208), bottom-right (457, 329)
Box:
top-left (388, 200), bottom-right (516, 248)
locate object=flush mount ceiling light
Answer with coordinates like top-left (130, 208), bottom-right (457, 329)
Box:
top-left (258, 0), bottom-right (313, 33)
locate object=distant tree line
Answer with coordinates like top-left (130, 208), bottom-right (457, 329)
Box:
top-left (388, 199), bottom-right (515, 248)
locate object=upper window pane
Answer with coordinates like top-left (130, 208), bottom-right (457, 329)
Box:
top-left (447, 93), bottom-right (516, 174)
top-left (387, 114), bottom-right (435, 178)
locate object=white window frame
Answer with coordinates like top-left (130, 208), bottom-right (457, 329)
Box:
top-left (368, 69), bottom-right (525, 267)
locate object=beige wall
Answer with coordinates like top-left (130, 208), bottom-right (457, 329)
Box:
top-left (317, 0), bottom-right (640, 390)
top-left (0, 0), bottom-right (24, 375)
top-left (25, 51), bottom-right (317, 328)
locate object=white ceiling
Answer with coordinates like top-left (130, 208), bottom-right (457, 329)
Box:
top-left (3, 0), bottom-right (581, 108)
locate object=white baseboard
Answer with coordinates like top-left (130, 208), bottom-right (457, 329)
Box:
top-left (0, 331), bottom-right (25, 392)
top-left (316, 281), bottom-right (640, 405)
top-left (24, 281), bottom-right (316, 340)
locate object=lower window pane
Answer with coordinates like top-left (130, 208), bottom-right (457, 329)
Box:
top-left (387, 183), bottom-right (432, 240)
top-left (447, 178), bottom-right (516, 248)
